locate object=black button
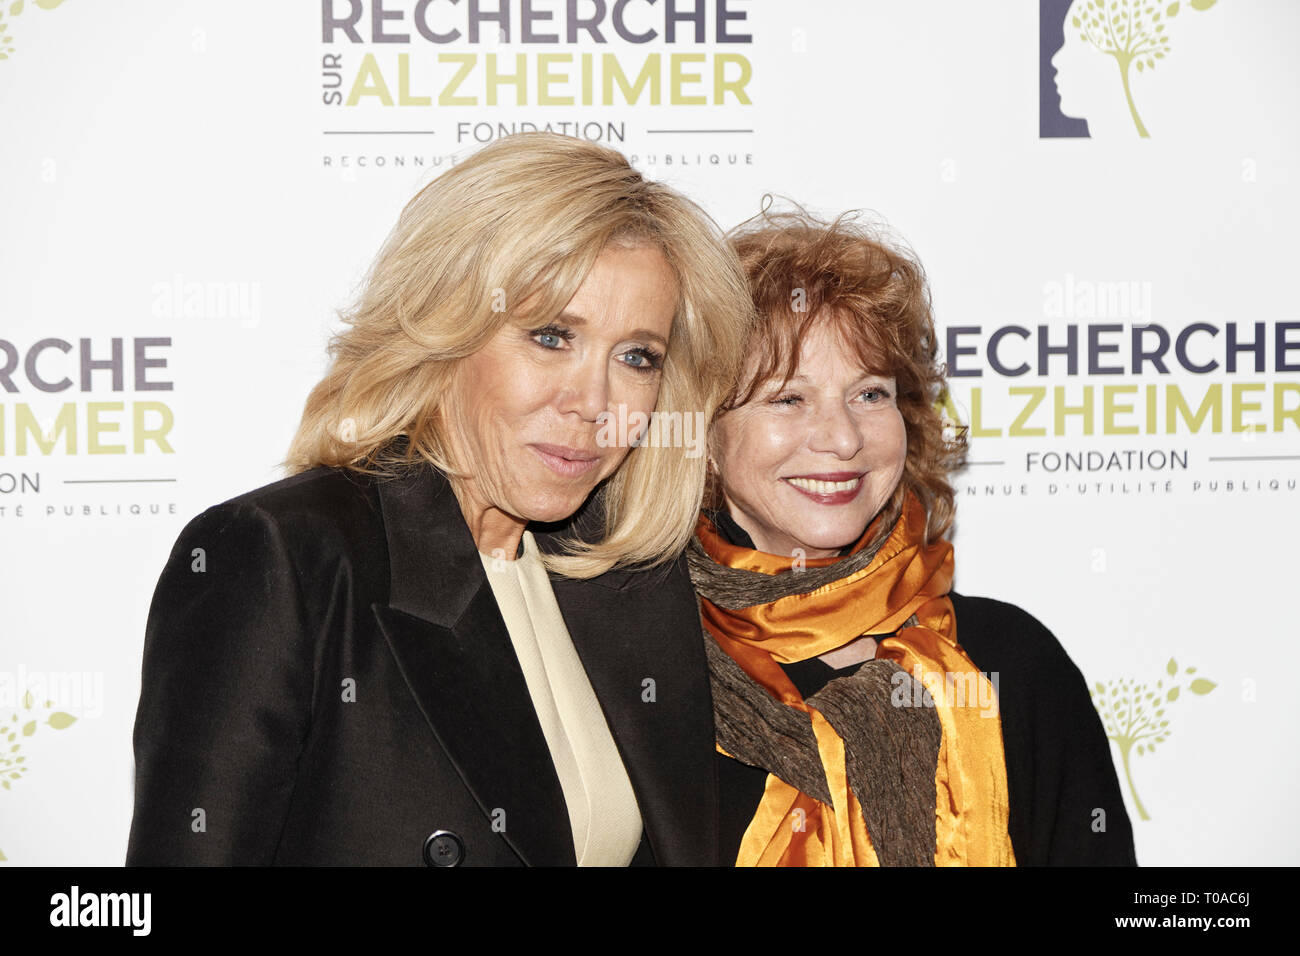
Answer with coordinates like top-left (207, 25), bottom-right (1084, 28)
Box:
top-left (423, 830), bottom-right (465, 867)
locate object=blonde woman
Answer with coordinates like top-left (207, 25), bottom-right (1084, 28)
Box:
top-left (126, 133), bottom-right (752, 866)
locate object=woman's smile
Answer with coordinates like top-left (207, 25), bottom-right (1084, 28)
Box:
top-left (783, 472), bottom-right (866, 504)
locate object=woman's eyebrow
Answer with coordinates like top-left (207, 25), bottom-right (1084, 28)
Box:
top-left (775, 372), bottom-right (893, 387)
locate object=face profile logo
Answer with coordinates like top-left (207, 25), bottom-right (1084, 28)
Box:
top-left (0, 0), bottom-right (68, 62)
top-left (1040, 0), bottom-right (1221, 138)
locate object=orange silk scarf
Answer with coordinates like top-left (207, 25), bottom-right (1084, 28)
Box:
top-left (695, 492), bottom-right (1016, 867)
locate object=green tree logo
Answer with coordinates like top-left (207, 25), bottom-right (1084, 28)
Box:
top-left (0, 0), bottom-right (70, 62)
top-left (0, 689), bottom-right (78, 862)
top-left (1089, 657), bottom-right (1215, 821)
top-left (1071, 0), bottom-right (1221, 137)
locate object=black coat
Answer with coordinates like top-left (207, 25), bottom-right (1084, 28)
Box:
top-left (949, 592), bottom-right (1137, 866)
top-left (126, 457), bottom-right (719, 866)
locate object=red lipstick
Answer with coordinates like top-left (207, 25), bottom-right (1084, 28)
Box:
top-left (782, 472), bottom-right (865, 506)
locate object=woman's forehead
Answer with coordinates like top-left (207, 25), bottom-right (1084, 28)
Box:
top-left (752, 319), bottom-right (893, 377)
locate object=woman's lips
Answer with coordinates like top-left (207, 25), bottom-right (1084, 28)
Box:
top-left (529, 443), bottom-right (601, 479)
top-left (783, 473), bottom-right (865, 505)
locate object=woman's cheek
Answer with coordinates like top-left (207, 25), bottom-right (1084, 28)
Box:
top-left (886, 412), bottom-right (908, 479)
top-left (870, 407), bottom-right (903, 449)
top-left (761, 415), bottom-right (800, 456)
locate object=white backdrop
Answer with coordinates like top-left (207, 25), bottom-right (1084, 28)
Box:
top-left (1, 0), bottom-right (1296, 865)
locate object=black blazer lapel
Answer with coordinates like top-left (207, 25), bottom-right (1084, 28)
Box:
top-left (543, 550), bottom-right (721, 867)
top-left (371, 463), bottom-right (576, 866)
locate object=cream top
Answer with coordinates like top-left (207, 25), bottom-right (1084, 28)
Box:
top-left (477, 531), bottom-right (643, 866)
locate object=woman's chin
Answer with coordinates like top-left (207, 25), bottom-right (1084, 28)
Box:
top-left (784, 524), bottom-right (868, 557)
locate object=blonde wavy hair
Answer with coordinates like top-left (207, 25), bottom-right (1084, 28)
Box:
top-left (284, 132), bottom-right (753, 579)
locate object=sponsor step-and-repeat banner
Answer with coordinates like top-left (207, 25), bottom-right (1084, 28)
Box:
top-left (1, 0), bottom-right (1296, 866)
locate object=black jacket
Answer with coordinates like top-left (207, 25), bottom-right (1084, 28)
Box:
top-left (950, 592), bottom-right (1137, 865)
top-left (126, 457), bottom-right (719, 866)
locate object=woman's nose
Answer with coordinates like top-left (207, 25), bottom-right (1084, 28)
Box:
top-left (808, 403), bottom-right (864, 459)
top-left (557, 358), bottom-right (610, 423)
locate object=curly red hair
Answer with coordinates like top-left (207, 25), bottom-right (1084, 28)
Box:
top-left (709, 204), bottom-right (965, 544)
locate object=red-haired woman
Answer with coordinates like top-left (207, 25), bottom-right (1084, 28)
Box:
top-left (689, 206), bottom-right (1136, 866)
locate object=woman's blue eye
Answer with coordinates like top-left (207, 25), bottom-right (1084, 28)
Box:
top-left (621, 347), bottom-right (663, 372)
top-left (530, 325), bottom-right (574, 350)
top-left (772, 394), bottom-right (802, 406)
